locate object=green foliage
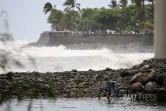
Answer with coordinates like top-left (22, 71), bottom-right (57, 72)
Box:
top-left (47, 9), bottom-right (63, 31)
top-left (63, 0), bottom-right (81, 12)
top-left (43, 0), bottom-right (154, 33)
top-left (60, 10), bottom-right (80, 30)
top-left (119, 0), bottom-right (128, 7)
top-left (43, 2), bottom-right (53, 14)
top-left (108, 0), bottom-right (118, 9)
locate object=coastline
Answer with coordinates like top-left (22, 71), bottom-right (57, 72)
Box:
top-left (0, 59), bottom-right (166, 101)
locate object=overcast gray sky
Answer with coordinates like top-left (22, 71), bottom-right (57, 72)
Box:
top-left (0, 0), bottom-right (127, 41)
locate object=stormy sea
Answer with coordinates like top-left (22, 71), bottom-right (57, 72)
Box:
top-left (0, 40), bottom-right (153, 73)
top-left (2, 40), bottom-right (166, 111)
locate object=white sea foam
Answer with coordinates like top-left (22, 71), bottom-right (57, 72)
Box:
top-left (0, 40), bottom-right (154, 73)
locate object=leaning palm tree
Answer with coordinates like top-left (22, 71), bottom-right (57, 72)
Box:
top-left (43, 2), bottom-right (58, 31)
top-left (131, 0), bottom-right (134, 5)
top-left (132, 0), bottom-right (142, 7)
top-left (63, 0), bottom-right (81, 12)
top-left (43, 2), bottom-right (55, 14)
top-left (119, 0), bottom-right (128, 7)
top-left (132, 0), bottom-right (145, 22)
top-left (108, 0), bottom-right (117, 9)
top-left (146, 0), bottom-right (154, 5)
top-left (60, 10), bottom-right (80, 31)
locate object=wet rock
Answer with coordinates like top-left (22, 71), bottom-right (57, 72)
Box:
top-left (130, 82), bottom-right (144, 93)
top-left (6, 72), bottom-right (14, 80)
top-left (130, 73), bottom-right (142, 84)
top-left (153, 88), bottom-right (166, 101)
top-left (1, 59), bottom-right (166, 99)
top-left (88, 69), bottom-right (94, 72)
top-left (155, 74), bottom-right (166, 86)
top-left (105, 68), bottom-right (112, 71)
top-left (95, 74), bottom-right (105, 81)
top-left (148, 70), bottom-right (157, 82)
top-left (132, 64), bottom-right (142, 69)
top-left (129, 69), bottom-right (143, 76)
top-left (130, 72), bottom-right (149, 85)
top-left (141, 65), bottom-right (150, 71)
top-left (120, 69), bottom-right (131, 77)
top-left (72, 69), bottom-right (77, 72)
top-left (120, 69), bottom-right (144, 77)
top-left (145, 82), bottom-right (158, 93)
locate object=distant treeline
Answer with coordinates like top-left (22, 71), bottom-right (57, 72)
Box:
top-left (43, 0), bottom-right (154, 34)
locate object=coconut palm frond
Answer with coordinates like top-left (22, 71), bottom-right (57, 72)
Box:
top-left (43, 2), bottom-right (53, 14)
top-left (76, 6), bottom-right (81, 12)
top-left (64, 6), bottom-right (71, 11)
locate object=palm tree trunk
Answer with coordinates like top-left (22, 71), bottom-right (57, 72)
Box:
top-left (152, 0), bottom-right (154, 5)
top-left (152, 0), bottom-right (154, 17)
top-left (142, 0), bottom-right (145, 22)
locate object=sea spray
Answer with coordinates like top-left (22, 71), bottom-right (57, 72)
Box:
top-left (0, 40), bottom-right (154, 73)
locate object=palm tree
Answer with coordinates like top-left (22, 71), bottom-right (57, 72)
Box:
top-left (108, 0), bottom-right (117, 9)
top-left (47, 9), bottom-right (63, 31)
top-left (119, 0), bottom-right (128, 7)
top-left (131, 0), bottom-right (134, 5)
top-left (43, 2), bottom-right (55, 14)
top-left (43, 2), bottom-right (60, 31)
top-left (142, 0), bottom-right (145, 22)
top-left (60, 10), bottom-right (80, 31)
top-left (63, 0), bottom-right (81, 12)
top-left (132, 0), bottom-right (145, 22)
top-left (132, 0), bottom-right (142, 7)
top-left (147, 0), bottom-right (154, 5)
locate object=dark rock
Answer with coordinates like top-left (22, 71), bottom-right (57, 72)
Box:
top-left (6, 72), bottom-right (14, 80)
top-left (130, 82), bottom-right (144, 93)
top-left (105, 68), bottom-right (112, 71)
top-left (129, 69), bottom-right (143, 76)
top-left (120, 69), bottom-right (130, 77)
top-left (130, 73), bottom-right (142, 84)
top-left (145, 82), bottom-right (158, 93)
top-left (1, 59), bottom-right (166, 99)
top-left (148, 70), bottom-right (157, 82)
top-left (88, 69), bottom-right (94, 72)
top-left (132, 64), bottom-right (142, 69)
top-left (120, 69), bottom-right (146, 77)
top-left (95, 74), bottom-right (105, 81)
top-left (72, 69), bottom-right (77, 72)
top-left (155, 74), bottom-right (166, 86)
top-left (141, 65), bottom-right (150, 71)
top-left (163, 80), bottom-right (166, 89)
top-left (130, 72), bottom-right (149, 85)
top-left (153, 88), bottom-right (166, 101)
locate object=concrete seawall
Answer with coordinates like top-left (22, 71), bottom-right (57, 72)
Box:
top-left (36, 31), bottom-right (153, 46)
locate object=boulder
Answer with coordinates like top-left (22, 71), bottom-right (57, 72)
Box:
top-left (144, 82), bottom-right (158, 92)
top-left (141, 65), bottom-right (150, 71)
top-left (72, 69), bottom-right (77, 72)
top-left (130, 72), bottom-right (149, 85)
top-left (148, 70), bottom-right (157, 82)
top-left (88, 69), bottom-right (94, 72)
top-left (155, 74), bottom-right (166, 86)
top-left (120, 69), bottom-right (130, 77)
top-left (120, 69), bottom-right (141, 77)
top-left (130, 82), bottom-right (144, 93)
top-left (132, 64), bottom-right (142, 69)
top-left (95, 74), bottom-right (105, 81)
top-left (120, 67), bottom-right (151, 78)
top-left (105, 67), bottom-right (112, 71)
top-left (163, 80), bottom-right (166, 89)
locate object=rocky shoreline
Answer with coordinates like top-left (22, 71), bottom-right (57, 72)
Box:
top-left (0, 59), bottom-right (166, 101)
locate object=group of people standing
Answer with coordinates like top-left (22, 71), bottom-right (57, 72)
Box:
top-left (85, 29), bottom-right (116, 35)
